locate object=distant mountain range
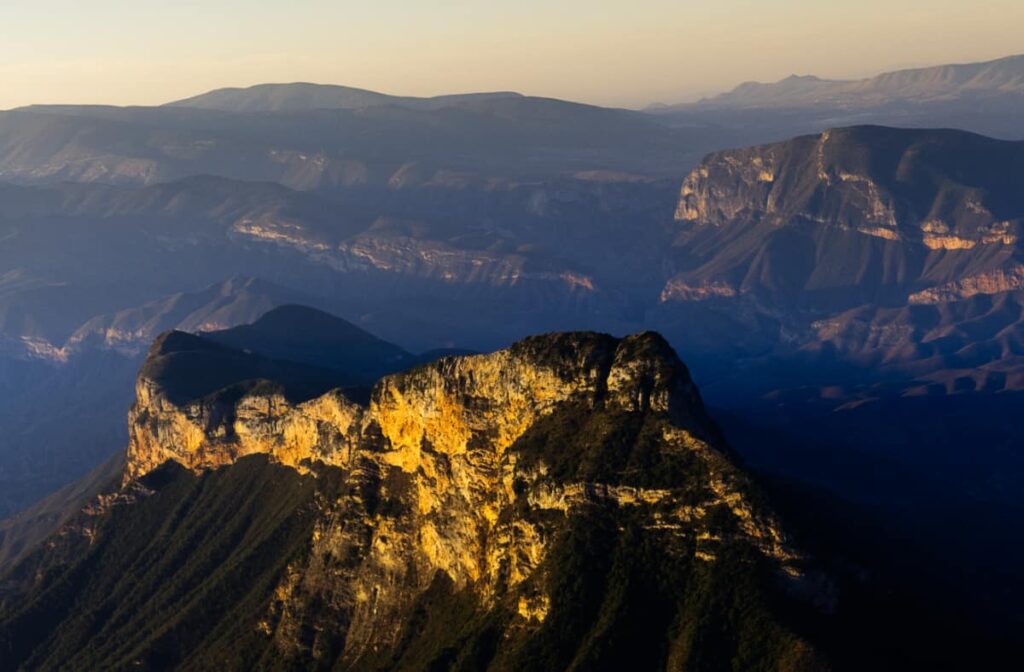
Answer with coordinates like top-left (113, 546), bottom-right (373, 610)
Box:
top-left (0, 93), bottom-right (701, 189)
top-left (662, 125), bottom-right (1024, 394)
top-left (649, 53), bottom-right (1024, 143)
top-left (660, 53), bottom-right (1024, 111)
top-left (167, 82), bottom-right (525, 113)
top-left (3, 60), bottom-right (1024, 658)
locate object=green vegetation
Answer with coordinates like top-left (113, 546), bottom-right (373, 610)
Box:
top-left (511, 401), bottom-right (711, 494)
top-left (0, 456), bottom-right (345, 671)
top-left (495, 511), bottom-right (825, 672)
top-left (0, 331), bottom-right (828, 671)
top-left (508, 333), bottom-right (618, 381)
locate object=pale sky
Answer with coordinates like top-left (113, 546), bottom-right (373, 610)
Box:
top-left (2, 0), bottom-right (1023, 110)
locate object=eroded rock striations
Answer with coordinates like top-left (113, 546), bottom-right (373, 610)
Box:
top-left (2, 329), bottom-right (827, 670)
top-left (668, 126), bottom-right (1024, 311)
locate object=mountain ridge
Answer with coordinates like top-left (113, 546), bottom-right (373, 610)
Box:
top-left (2, 327), bottom-right (832, 670)
top-left (667, 53), bottom-right (1024, 110)
top-left (669, 125), bottom-right (1024, 311)
top-left (165, 82), bottom-right (526, 113)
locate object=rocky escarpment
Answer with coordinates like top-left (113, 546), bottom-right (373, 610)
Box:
top-left (648, 126), bottom-right (1024, 398)
top-left (668, 126), bottom-right (1024, 311)
top-left (676, 127), bottom-right (1023, 243)
top-left (89, 330), bottom-right (825, 669)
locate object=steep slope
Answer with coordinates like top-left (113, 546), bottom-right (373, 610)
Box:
top-left (807, 290), bottom-right (1024, 384)
top-left (0, 278), bottom-right (325, 520)
top-left (0, 452), bottom-right (124, 570)
top-left (650, 125), bottom-right (1024, 401)
top-left (166, 82), bottom-right (523, 112)
top-left (667, 126), bottom-right (1024, 312)
top-left (1, 331), bottom-right (831, 671)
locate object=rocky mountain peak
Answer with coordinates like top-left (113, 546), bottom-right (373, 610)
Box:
top-left (114, 324), bottom-right (819, 668)
top-left (5, 321), bottom-right (827, 669)
top-left (126, 329), bottom-right (714, 482)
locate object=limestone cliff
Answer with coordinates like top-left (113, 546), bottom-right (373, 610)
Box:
top-left (110, 330), bottom-right (823, 669)
top-left (676, 127), bottom-right (1022, 250)
top-left (668, 126), bottom-right (1024, 312)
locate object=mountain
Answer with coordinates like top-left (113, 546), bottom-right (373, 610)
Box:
top-left (140, 305), bottom-right (415, 406)
top-left (665, 125), bottom-right (1023, 311)
top-left (203, 304), bottom-right (413, 379)
top-left (651, 125), bottom-right (1024, 388)
top-left (805, 290), bottom-right (1024, 390)
top-left (0, 329), bottom-right (844, 670)
top-left (0, 171), bottom-right (677, 355)
top-left (685, 74), bottom-right (848, 109)
top-left (683, 54), bottom-right (1024, 110)
top-left (649, 54), bottom-right (1024, 144)
top-left (0, 96), bottom-right (698, 189)
top-left (0, 279), bottom-right (326, 520)
top-left (166, 82), bottom-right (524, 112)
top-left (0, 301), bottom-right (427, 576)
top-left (646, 126), bottom-right (1024, 628)
top-left (66, 277), bottom-right (316, 356)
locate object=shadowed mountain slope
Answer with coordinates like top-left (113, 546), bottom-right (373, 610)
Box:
top-left (139, 303), bottom-right (416, 405)
top-left (204, 304), bottom-right (413, 378)
top-left (0, 330), bottom-right (843, 671)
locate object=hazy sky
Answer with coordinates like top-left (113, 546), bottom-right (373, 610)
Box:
top-left (2, 0), bottom-right (1023, 110)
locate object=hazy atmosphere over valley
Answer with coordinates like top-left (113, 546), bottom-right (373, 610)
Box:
top-left (1, 2), bottom-right (1023, 670)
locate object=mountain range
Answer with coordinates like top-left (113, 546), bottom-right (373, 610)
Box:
top-left (650, 53), bottom-right (1024, 144)
top-left (2, 122), bottom-right (1024, 524)
top-left (0, 316), bottom-right (968, 670)
top-left (2, 53), bottom-right (1024, 667)
top-left (166, 83), bottom-right (526, 113)
top-left (675, 54), bottom-right (1024, 110)
top-left (0, 95), bottom-right (698, 190)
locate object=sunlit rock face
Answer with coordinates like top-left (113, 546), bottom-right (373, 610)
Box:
top-left (668, 126), bottom-right (1024, 312)
top-left (908, 266), bottom-right (1024, 304)
top-left (121, 330), bottom-right (821, 668)
top-left (676, 127), bottom-right (1023, 249)
top-left (125, 381), bottom-right (364, 481)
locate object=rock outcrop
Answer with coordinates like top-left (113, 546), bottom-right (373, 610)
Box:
top-left (669, 126), bottom-right (1024, 312)
top-left (676, 126), bottom-right (1023, 247)
top-left (111, 329), bottom-right (819, 669)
